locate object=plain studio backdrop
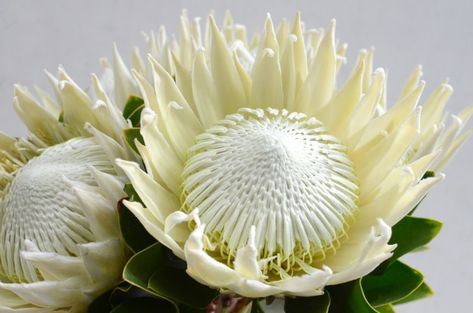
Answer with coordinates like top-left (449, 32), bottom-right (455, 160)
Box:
top-left (0, 1), bottom-right (472, 312)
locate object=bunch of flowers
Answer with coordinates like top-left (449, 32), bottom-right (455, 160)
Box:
top-left (0, 12), bottom-right (471, 313)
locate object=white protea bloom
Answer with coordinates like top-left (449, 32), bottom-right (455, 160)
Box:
top-left (118, 12), bottom-right (473, 298)
top-left (0, 53), bottom-right (140, 312)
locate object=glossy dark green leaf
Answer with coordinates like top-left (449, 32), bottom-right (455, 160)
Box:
top-left (122, 96), bottom-right (145, 127)
top-left (327, 279), bottom-right (377, 313)
top-left (111, 297), bottom-right (176, 313)
top-left (147, 244), bottom-right (218, 309)
top-left (362, 261), bottom-right (423, 307)
top-left (123, 242), bottom-right (178, 311)
top-left (124, 242), bottom-right (217, 311)
top-left (124, 128), bottom-right (144, 154)
top-left (284, 292), bottom-right (330, 313)
top-left (88, 290), bottom-right (114, 313)
top-left (376, 304), bottom-right (395, 313)
top-left (118, 199), bottom-right (156, 253)
top-left (389, 216), bottom-right (442, 262)
top-left (251, 300), bottom-right (265, 313)
top-left (393, 282), bottom-right (433, 305)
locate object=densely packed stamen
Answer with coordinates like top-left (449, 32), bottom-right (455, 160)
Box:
top-left (181, 108), bottom-right (359, 277)
top-left (0, 138), bottom-right (115, 283)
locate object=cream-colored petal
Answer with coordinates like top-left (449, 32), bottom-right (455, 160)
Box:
top-left (122, 200), bottom-right (185, 259)
top-left (249, 16), bottom-right (283, 109)
top-left (354, 112), bottom-right (419, 194)
top-left (355, 82), bottom-right (424, 149)
top-left (89, 167), bottom-right (126, 204)
top-left (13, 86), bottom-right (63, 144)
top-left (318, 51), bottom-right (365, 136)
top-left (0, 289), bottom-right (29, 308)
top-left (386, 175), bottom-right (444, 225)
top-left (0, 279), bottom-right (86, 308)
top-left (78, 240), bottom-right (125, 288)
top-left (327, 219), bottom-right (395, 285)
top-left (84, 123), bottom-right (128, 173)
top-left (291, 12), bottom-right (308, 86)
top-left (207, 16), bottom-right (248, 113)
top-left (149, 58), bottom-right (203, 159)
top-left (0, 304), bottom-right (54, 313)
top-left (295, 19), bottom-right (336, 116)
top-left (59, 81), bottom-right (98, 135)
top-left (346, 68), bottom-right (385, 140)
top-left (90, 74), bottom-right (128, 141)
top-left (171, 52), bottom-right (196, 111)
top-left (271, 266), bottom-right (332, 296)
top-left (73, 186), bottom-right (119, 240)
top-left (164, 211), bottom-right (197, 243)
top-left (249, 48), bottom-right (284, 109)
top-left (400, 65), bottom-right (423, 99)
top-left (116, 159), bottom-right (179, 224)
top-left (20, 241), bottom-right (87, 282)
top-left (234, 226), bottom-right (261, 280)
top-left (139, 108), bottom-right (183, 194)
top-left (433, 128), bottom-right (473, 171)
top-left (192, 49), bottom-right (224, 128)
top-left (184, 223), bottom-right (283, 297)
top-left (421, 83), bottom-right (452, 132)
top-left (112, 44), bottom-right (139, 108)
top-left (280, 35), bottom-right (298, 111)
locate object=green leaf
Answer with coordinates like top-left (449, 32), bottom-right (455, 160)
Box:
top-left (118, 199), bottom-right (156, 253)
top-left (58, 110), bottom-right (65, 123)
top-left (124, 128), bottom-right (144, 154)
top-left (389, 216), bottom-right (442, 262)
top-left (111, 297), bottom-right (176, 313)
top-left (327, 279), bottom-right (377, 313)
top-left (122, 96), bottom-right (145, 127)
top-left (88, 290), bottom-right (114, 313)
top-left (123, 242), bottom-right (217, 311)
top-left (147, 245), bottom-right (218, 309)
top-left (393, 282), bottom-right (433, 305)
top-left (375, 304), bottom-right (395, 313)
top-left (123, 183), bottom-right (142, 203)
top-left (251, 300), bottom-right (265, 313)
top-left (362, 261), bottom-right (423, 307)
top-left (284, 293), bottom-right (330, 313)
top-left (123, 243), bottom-right (178, 311)
top-left (422, 170), bottom-right (435, 179)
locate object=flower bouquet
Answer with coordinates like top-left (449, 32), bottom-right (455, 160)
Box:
top-left (0, 12), bottom-right (471, 313)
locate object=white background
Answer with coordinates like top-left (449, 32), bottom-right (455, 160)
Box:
top-left (0, 1), bottom-right (472, 312)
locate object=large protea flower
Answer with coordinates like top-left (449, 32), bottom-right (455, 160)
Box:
top-left (0, 50), bottom-right (140, 312)
top-left (117, 13), bottom-right (472, 298)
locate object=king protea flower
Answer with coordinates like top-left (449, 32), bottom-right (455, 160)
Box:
top-left (0, 49), bottom-right (140, 312)
top-left (117, 12), bottom-right (472, 297)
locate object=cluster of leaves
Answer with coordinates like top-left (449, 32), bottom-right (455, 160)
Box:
top-left (89, 97), bottom-right (443, 313)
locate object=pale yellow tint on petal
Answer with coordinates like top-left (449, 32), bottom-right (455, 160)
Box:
top-left (192, 50), bottom-right (225, 128)
top-left (208, 16), bottom-right (248, 113)
top-left (296, 19), bottom-right (336, 116)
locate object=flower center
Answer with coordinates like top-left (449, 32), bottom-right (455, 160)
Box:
top-left (181, 108), bottom-right (359, 277)
top-left (0, 138), bottom-right (115, 283)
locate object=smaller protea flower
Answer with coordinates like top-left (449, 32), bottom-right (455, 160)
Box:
top-left (118, 12), bottom-right (472, 298)
top-left (0, 52), bottom-right (139, 312)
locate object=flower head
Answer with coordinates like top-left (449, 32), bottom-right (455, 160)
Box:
top-left (0, 52), bottom-right (139, 311)
top-left (118, 12), bottom-right (472, 297)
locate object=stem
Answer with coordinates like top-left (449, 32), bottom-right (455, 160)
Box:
top-left (207, 294), bottom-right (252, 313)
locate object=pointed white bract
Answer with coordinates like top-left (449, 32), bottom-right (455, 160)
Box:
top-left (0, 60), bottom-right (139, 311)
top-left (117, 12), bottom-right (471, 298)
